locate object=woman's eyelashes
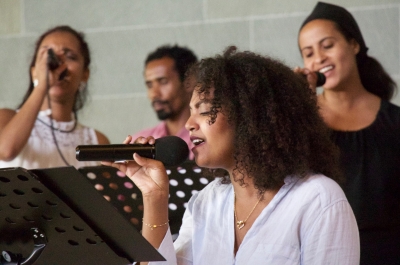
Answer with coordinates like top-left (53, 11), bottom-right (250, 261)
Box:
top-left (302, 40), bottom-right (335, 58)
top-left (304, 52), bottom-right (313, 58)
top-left (301, 48), bottom-right (313, 58)
top-left (322, 41), bottom-right (334, 51)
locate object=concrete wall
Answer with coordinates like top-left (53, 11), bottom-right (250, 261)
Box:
top-left (1, 0), bottom-right (399, 143)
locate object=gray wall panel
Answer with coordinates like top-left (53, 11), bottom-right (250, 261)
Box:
top-left (206, 0), bottom-right (399, 19)
top-left (24, 0), bottom-right (203, 33)
top-left (86, 21), bottom-right (250, 97)
top-left (353, 7), bottom-right (399, 75)
top-left (0, 36), bottom-right (36, 108)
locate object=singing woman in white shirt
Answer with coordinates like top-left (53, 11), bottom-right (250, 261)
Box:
top-left (103, 46), bottom-right (359, 265)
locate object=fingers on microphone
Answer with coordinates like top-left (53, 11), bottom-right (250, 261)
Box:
top-left (133, 152), bottom-right (145, 165)
top-left (133, 152), bottom-right (160, 168)
top-left (303, 69), bottom-right (311, 75)
top-left (147, 136), bottom-right (156, 145)
top-left (101, 161), bottom-right (130, 176)
top-left (133, 136), bottom-right (155, 144)
top-left (134, 136), bottom-right (145, 144)
top-left (101, 160), bottom-right (122, 169)
top-left (123, 135), bottom-right (132, 144)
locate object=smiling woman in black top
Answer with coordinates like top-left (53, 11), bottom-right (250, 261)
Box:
top-left (296, 2), bottom-right (400, 264)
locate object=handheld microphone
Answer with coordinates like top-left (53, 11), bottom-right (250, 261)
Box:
top-left (315, 72), bottom-right (326, 87)
top-left (47, 49), bottom-right (59, 70)
top-left (76, 135), bottom-right (189, 167)
top-left (47, 49), bottom-right (67, 80)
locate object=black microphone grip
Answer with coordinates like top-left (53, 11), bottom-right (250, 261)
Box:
top-left (47, 49), bottom-right (67, 80)
top-left (298, 71), bottom-right (326, 87)
top-left (47, 49), bottom-right (59, 70)
top-left (76, 136), bottom-right (189, 167)
top-left (76, 144), bottom-right (155, 161)
top-left (315, 72), bottom-right (326, 87)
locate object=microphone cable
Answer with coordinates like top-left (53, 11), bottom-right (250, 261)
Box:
top-left (44, 61), bottom-right (75, 167)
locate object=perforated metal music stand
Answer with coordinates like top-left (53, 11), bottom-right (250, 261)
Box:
top-left (78, 160), bottom-right (211, 236)
top-left (0, 166), bottom-right (165, 265)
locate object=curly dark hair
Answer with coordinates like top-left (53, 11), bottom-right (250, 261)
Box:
top-left (18, 25), bottom-right (90, 114)
top-left (186, 46), bottom-right (342, 192)
top-left (145, 45), bottom-right (198, 82)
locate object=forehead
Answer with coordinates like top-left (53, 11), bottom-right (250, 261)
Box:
top-left (299, 19), bottom-right (340, 47)
top-left (190, 86), bottom-right (214, 105)
top-left (145, 57), bottom-right (177, 75)
top-left (40, 31), bottom-right (81, 50)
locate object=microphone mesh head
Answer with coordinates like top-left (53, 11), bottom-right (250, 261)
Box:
top-left (316, 72), bottom-right (326, 87)
top-left (154, 136), bottom-right (189, 166)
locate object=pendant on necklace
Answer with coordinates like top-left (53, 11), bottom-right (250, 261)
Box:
top-left (236, 220), bottom-right (245, 229)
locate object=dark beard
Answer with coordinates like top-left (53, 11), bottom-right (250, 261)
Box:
top-left (156, 109), bottom-right (172, 120)
top-left (152, 100), bottom-right (172, 120)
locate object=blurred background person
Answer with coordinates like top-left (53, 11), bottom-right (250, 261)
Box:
top-left (132, 45), bottom-right (197, 159)
top-left (296, 2), bottom-right (400, 264)
top-left (0, 25), bottom-right (109, 169)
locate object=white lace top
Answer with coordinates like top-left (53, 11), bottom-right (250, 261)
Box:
top-left (0, 110), bottom-right (100, 169)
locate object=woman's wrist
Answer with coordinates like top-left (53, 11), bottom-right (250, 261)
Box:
top-left (142, 189), bottom-right (169, 203)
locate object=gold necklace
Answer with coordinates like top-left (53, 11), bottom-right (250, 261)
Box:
top-left (233, 191), bottom-right (263, 230)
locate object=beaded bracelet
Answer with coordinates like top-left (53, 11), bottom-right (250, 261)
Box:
top-left (142, 219), bottom-right (169, 230)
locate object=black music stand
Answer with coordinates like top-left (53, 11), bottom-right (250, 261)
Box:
top-left (78, 160), bottom-right (211, 236)
top-left (0, 166), bottom-right (165, 265)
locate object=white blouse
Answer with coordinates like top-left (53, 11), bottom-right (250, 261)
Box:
top-left (148, 174), bottom-right (360, 265)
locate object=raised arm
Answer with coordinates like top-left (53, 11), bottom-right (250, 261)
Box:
top-left (0, 48), bottom-right (66, 161)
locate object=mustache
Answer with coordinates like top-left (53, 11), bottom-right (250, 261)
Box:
top-left (152, 100), bottom-right (169, 107)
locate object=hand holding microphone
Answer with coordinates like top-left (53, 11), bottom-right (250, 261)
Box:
top-left (76, 135), bottom-right (189, 167)
top-left (47, 49), bottom-right (68, 80)
top-left (294, 67), bottom-right (326, 92)
top-left (47, 48), bottom-right (60, 70)
top-left (314, 72), bottom-right (326, 87)
top-left (90, 136), bottom-right (186, 201)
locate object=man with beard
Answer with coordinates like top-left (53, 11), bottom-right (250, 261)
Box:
top-left (131, 45), bottom-right (197, 159)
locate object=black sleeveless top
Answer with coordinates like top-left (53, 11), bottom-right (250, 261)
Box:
top-left (331, 100), bottom-right (400, 264)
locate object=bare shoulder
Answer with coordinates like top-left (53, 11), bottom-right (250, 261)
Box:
top-left (95, 130), bottom-right (110, 144)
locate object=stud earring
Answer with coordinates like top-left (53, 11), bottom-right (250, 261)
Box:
top-left (33, 79), bottom-right (39, 88)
